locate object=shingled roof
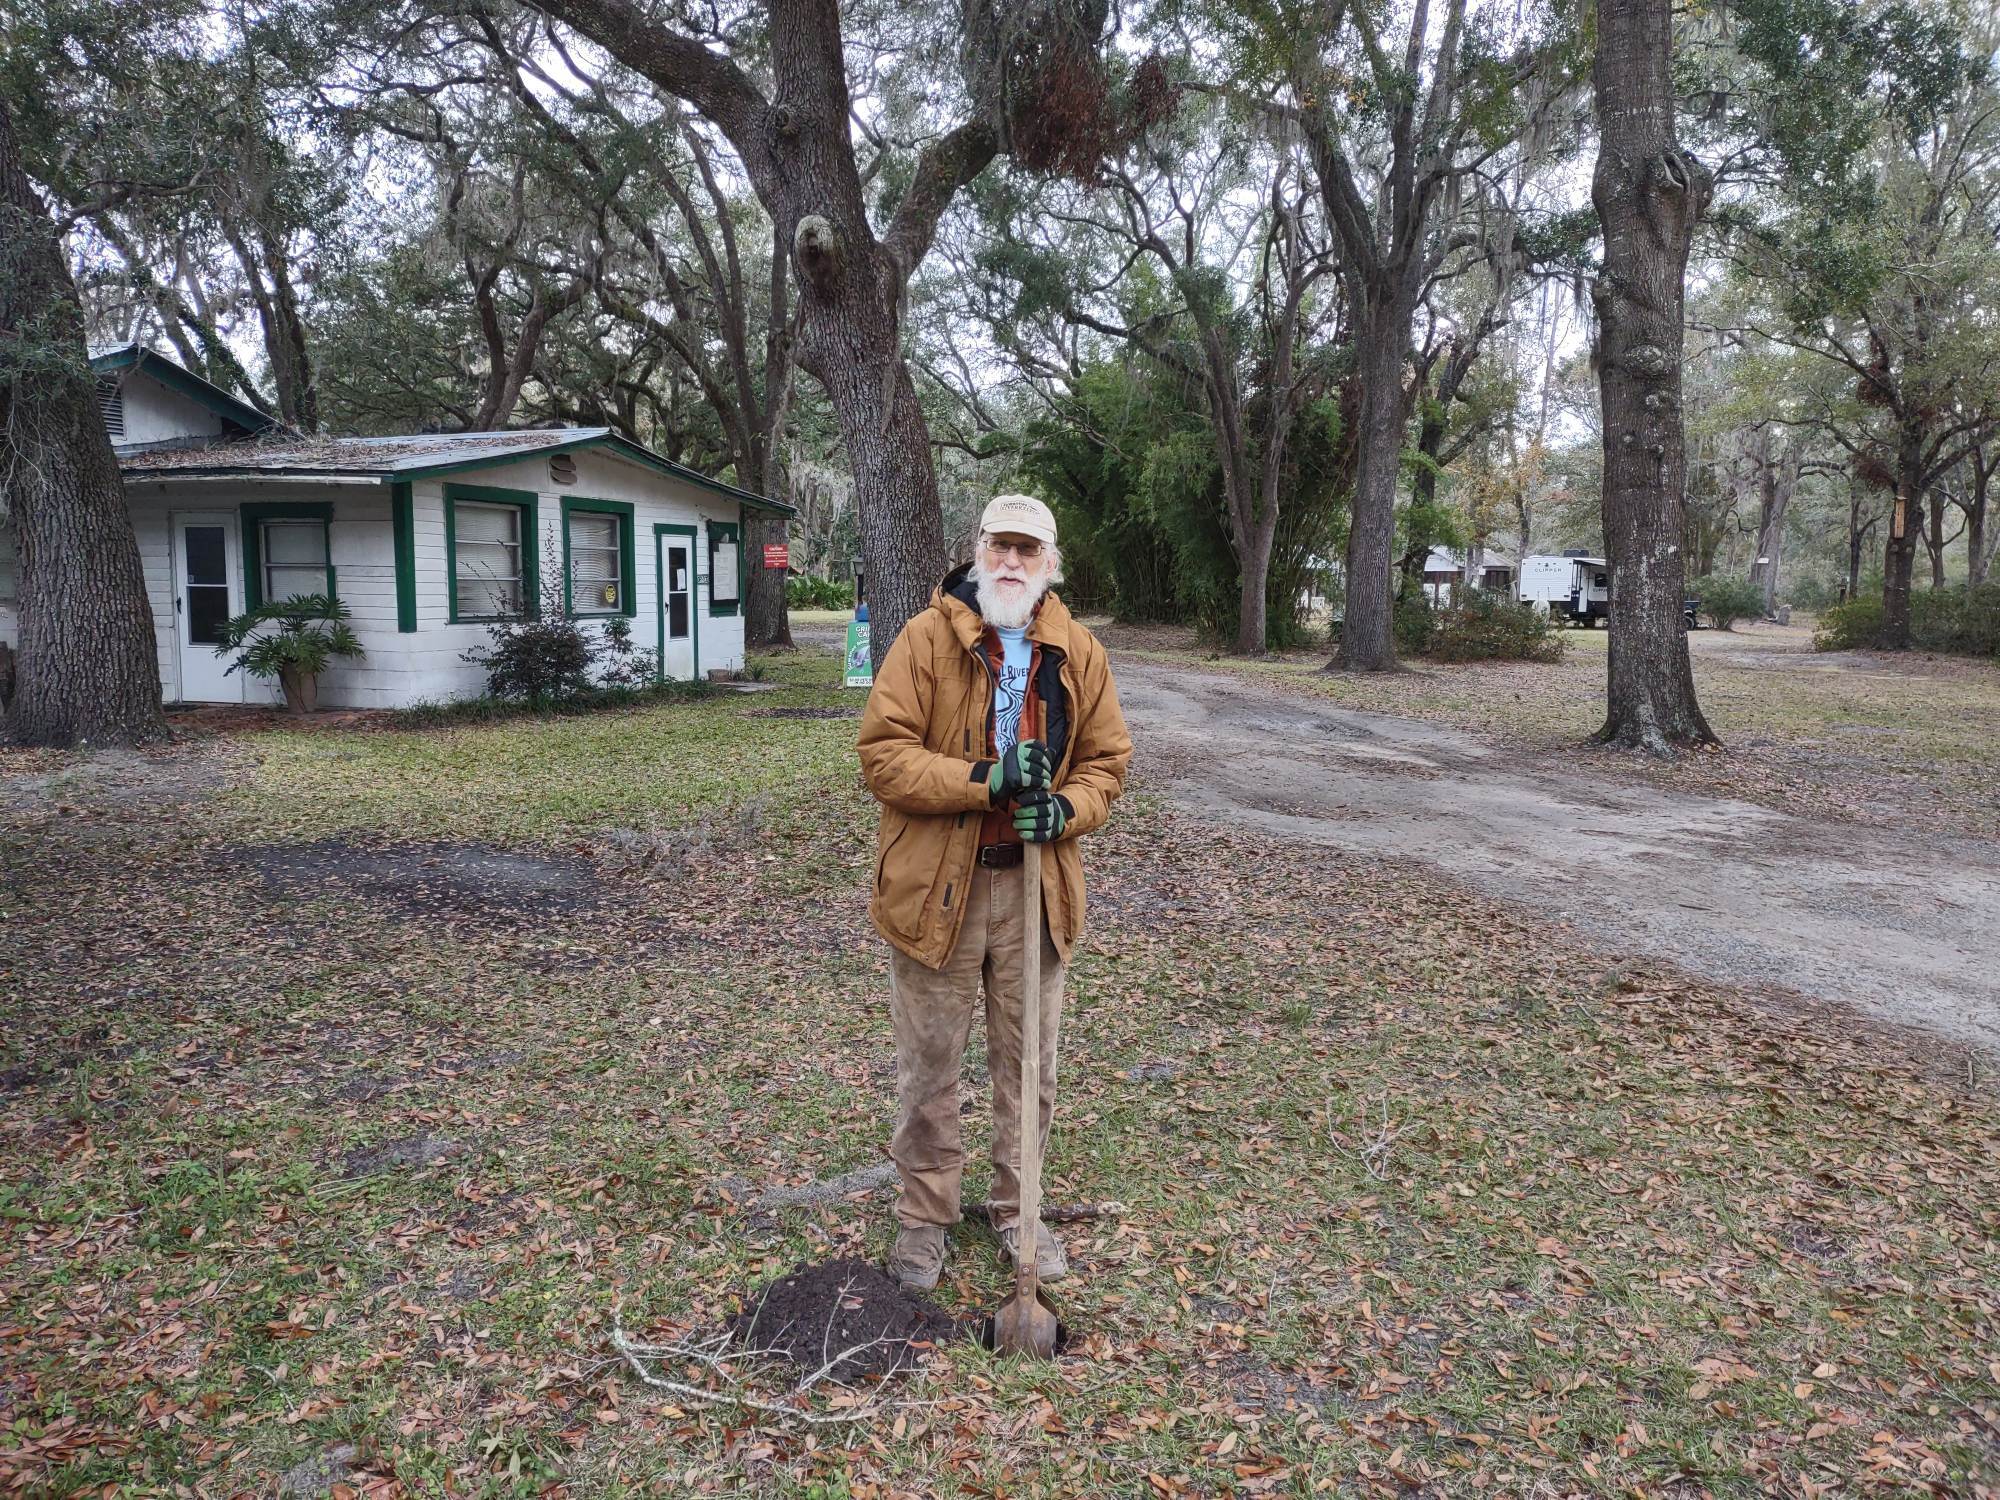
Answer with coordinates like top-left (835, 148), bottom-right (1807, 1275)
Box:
top-left (118, 427), bottom-right (794, 514)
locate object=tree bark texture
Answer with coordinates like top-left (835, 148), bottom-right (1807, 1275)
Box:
top-left (529, 0), bottom-right (1001, 666)
top-left (1588, 0), bottom-right (1716, 751)
top-left (1882, 420), bottom-right (1925, 646)
top-left (1337, 311), bottom-right (1412, 670)
top-left (1968, 443), bottom-right (1993, 588)
top-left (0, 98), bottom-right (166, 746)
top-left (1747, 428), bottom-right (1797, 617)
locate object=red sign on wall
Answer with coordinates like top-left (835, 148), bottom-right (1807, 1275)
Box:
top-left (763, 544), bottom-right (789, 570)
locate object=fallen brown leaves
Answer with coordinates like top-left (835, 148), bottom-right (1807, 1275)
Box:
top-left (0, 666), bottom-right (1996, 1496)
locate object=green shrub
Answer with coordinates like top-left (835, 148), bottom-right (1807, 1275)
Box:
top-left (392, 678), bottom-right (715, 728)
top-left (1691, 573), bottom-right (1765, 630)
top-left (1815, 582), bottom-right (2000, 655)
top-left (785, 576), bottom-right (855, 611)
top-left (1815, 595), bottom-right (1883, 650)
top-left (1424, 592), bottom-right (1568, 663)
top-left (1919, 581), bottom-right (2000, 655)
top-left (1392, 598), bottom-right (1436, 655)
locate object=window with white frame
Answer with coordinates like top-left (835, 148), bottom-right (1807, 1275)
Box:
top-left (454, 501), bottom-right (526, 618)
top-left (568, 511), bottom-right (623, 614)
top-left (260, 520), bottom-right (329, 604)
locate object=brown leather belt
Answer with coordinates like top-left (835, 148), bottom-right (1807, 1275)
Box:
top-left (976, 843), bottom-right (1024, 868)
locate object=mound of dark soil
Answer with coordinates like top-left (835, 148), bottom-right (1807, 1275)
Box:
top-left (727, 1257), bottom-right (962, 1381)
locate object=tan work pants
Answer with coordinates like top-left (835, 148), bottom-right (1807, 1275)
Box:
top-left (888, 863), bottom-right (1065, 1232)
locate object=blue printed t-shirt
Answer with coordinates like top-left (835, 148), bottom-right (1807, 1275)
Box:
top-left (992, 624), bottom-right (1032, 755)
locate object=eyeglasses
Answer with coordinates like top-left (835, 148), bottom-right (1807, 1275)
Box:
top-left (981, 536), bottom-right (1045, 561)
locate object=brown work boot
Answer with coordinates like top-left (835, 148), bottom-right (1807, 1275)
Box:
top-left (888, 1224), bottom-right (947, 1291)
top-left (999, 1221), bottom-right (1068, 1281)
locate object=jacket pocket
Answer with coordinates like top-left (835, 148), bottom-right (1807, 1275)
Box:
top-left (875, 819), bottom-right (910, 895)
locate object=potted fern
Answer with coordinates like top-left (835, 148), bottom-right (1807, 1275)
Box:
top-left (215, 593), bottom-right (364, 714)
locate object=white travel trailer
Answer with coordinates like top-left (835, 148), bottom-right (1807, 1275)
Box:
top-left (1519, 553), bottom-right (1611, 625)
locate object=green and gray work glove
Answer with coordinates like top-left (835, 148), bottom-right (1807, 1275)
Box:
top-left (1012, 789), bottom-right (1071, 843)
top-left (986, 739), bottom-right (1054, 803)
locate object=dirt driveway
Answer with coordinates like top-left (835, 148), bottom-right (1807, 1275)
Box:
top-left (1116, 657), bottom-right (2000, 1058)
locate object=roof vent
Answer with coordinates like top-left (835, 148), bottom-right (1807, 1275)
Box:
top-left (549, 453), bottom-right (578, 485)
top-left (97, 377), bottom-right (125, 439)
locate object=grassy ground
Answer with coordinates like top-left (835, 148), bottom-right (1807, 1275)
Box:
top-left (1095, 619), bottom-right (2000, 839)
top-left (2, 647), bottom-right (1997, 1497)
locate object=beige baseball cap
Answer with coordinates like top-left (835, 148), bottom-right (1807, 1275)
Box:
top-left (979, 493), bottom-right (1058, 547)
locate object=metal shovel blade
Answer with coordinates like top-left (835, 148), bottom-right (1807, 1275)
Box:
top-left (990, 1279), bottom-right (1060, 1358)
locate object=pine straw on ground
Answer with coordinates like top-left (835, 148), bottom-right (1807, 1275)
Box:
top-left (1, 653), bottom-right (1996, 1497)
top-left (1093, 618), bottom-right (2000, 840)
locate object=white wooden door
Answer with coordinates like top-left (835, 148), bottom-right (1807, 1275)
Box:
top-left (656, 528), bottom-right (698, 681)
top-left (172, 513), bottom-right (244, 703)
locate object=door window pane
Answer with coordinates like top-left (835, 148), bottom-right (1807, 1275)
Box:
top-left (184, 525), bottom-right (230, 645)
top-left (184, 525), bottom-right (226, 586)
top-left (188, 586), bottom-right (230, 645)
top-left (667, 546), bottom-right (690, 639)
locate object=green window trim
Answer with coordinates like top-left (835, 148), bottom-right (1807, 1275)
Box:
top-left (444, 483), bottom-right (540, 623)
top-left (655, 523), bottom-right (700, 681)
top-left (560, 497), bottom-right (638, 619)
top-left (240, 502), bottom-right (335, 611)
top-left (391, 482), bottom-right (417, 632)
top-left (706, 516), bottom-right (743, 618)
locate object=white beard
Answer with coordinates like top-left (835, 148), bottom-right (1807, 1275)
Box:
top-left (974, 558), bottom-right (1048, 629)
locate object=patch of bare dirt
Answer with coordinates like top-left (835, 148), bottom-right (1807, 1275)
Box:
top-left (232, 838), bottom-right (606, 923)
top-left (727, 1258), bottom-right (962, 1381)
top-left (1117, 658), bottom-right (2000, 1057)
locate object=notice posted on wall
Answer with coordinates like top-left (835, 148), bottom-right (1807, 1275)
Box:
top-left (711, 541), bottom-right (740, 603)
top-left (845, 621), bottom-right (872, 689)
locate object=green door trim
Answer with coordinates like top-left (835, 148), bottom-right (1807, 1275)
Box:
top-left (654, 523), bottom-right (700, 682)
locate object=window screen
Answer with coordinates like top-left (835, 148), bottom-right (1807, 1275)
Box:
top-left (455, 501), bottom-right (524, 618)
top-left (568, 512), bottom-right (622, 614)
top-left (261, 520), bottom-right (328, 604)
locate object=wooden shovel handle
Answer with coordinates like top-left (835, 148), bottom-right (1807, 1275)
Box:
top-left (1016, 836), bottom-right (1043, 1302)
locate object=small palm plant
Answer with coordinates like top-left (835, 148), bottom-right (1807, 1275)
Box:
top-left (215, 593), bottom-right (364, 715)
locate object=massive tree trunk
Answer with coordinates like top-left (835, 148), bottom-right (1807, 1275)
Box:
top-left (1337, 305), bottom-right (1412, 670)
top-left (0, 98), bottom-right (166, 747)
top-left (1589, 0), bottom-right (1716, 751)
top-left (531, 0), bottom-right (1016, 665)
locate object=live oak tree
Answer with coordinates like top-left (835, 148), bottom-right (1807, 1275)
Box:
top-left (1587, 0), bottom-right (1716, 751)
top-left (968, 88), bottom-right (1337, 653)
top-left (0, 96), bottom-right (167, 747)
top-left (3, 1), bottom-right (343, 432)
top-left (1183, 0), bottom-right (1580, 670)
top-left (524, 0), bottom-right (1128, 663)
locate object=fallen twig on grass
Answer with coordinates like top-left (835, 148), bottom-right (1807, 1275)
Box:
top-left (1331, 1093), bottom-right (1410, 1182)
top-left (966, 1199), bottom-right (1125, 1225)
top-left (610, 1318), bottom-right (928, 1428)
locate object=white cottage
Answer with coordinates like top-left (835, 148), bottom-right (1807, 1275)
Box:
top-left (0, 346), bottom-right (792, 709)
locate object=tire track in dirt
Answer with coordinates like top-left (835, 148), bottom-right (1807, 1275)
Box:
top-left (1116, 657), bottom-right (2000, 1058)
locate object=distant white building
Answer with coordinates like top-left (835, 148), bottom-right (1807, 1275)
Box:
top-left (1421, 546), bottom-right (1516, 605)
top-left (0, 346), bottom-right (792, 707)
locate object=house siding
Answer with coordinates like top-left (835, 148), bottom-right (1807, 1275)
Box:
top-left (117, 445), bottom-right (754, 709)
top-left (114, 375), bottom-right (225, 451)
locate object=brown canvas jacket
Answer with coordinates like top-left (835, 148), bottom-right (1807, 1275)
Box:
top-left (857, 565), bottom-right (1133, 969)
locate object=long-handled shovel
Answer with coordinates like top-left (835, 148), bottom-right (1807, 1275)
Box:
top-left (991, 836), bottom-right (1061, 1359)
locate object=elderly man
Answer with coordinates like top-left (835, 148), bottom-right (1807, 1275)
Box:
top-left (857, 494), bottom-right (1132, 1291)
